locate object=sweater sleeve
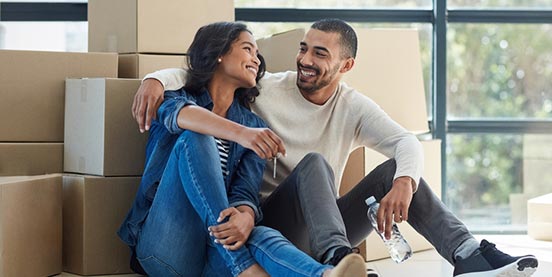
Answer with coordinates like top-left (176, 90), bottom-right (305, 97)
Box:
top-left (144, 68), bottom-right (187, 91)
top-left (354, 94), bottom-right (424, 191)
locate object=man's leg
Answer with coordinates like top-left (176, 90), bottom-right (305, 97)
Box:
top-left (259, 153), bottom-right (351, 262)
top-left (339, 158), bottom-right (539, 277)
top-left (338, 158), bottom-right (476, 264)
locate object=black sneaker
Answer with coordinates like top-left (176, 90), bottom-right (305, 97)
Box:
top-left (327, 246), bottom-right (380, 277)
top-left (453, 239), bottom-right (538, 277)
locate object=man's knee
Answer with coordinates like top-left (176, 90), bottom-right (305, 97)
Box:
top-left (296, 152), bottom-right (333, 174)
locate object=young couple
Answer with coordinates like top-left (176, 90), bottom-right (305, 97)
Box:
top-left (120, 19), bottom-right (539, 277)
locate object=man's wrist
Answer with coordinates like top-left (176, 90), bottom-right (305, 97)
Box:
top-left (394, 176), bottom-right (416, 193)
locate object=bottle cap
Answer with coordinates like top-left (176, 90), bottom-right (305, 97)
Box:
top-left (365, 196), bottom-right (376, 206)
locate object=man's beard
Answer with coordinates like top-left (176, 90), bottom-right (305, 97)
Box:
top-left (296, 63), bottom-right (340, 94)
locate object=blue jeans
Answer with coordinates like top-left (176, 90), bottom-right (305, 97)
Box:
top-left (135, 132), bottom-right (331, 276)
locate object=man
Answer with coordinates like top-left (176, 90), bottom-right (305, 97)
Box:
top-left (130, 19), bottom-right (538, 276)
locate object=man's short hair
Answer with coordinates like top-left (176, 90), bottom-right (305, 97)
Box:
top-left (311, 18), bottom-right (358, 59)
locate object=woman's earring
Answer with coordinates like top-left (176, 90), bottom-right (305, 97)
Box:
top-left (217, 58), bottom-right (222, 63)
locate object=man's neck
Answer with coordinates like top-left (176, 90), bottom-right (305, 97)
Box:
top-left (299, 84), bottom-right (339, 106)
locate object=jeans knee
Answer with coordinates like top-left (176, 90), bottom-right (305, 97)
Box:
top-left (174, 131), bottom-right (216, 157)
top-left (248, 226), bottom-right (284, 245)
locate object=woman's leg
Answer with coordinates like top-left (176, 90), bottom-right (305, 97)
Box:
top-left (246, 226), bottom-right (332, 277)
top-left (137, 131), bottom-right (256, 276)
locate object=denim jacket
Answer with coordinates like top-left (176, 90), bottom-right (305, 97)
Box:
top-left (118, 87), bottom-right (267, 249)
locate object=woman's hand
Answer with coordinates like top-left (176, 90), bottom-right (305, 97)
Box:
top-left (208, 206), bottom-right (255, 250)
top-left (236, 127), bottom-right (286, 160)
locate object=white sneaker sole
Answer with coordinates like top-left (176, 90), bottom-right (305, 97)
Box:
top-left (455, 256), bottom-right (538, 277)
top-left (329, 253), bottom-right (366, 277)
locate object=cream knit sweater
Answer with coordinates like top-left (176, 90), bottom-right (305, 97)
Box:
top-left (147, 69), bottom-right (424, 197)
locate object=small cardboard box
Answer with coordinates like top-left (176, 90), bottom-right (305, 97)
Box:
top-left (119, 53), bottom-right (187, 79)
top-left (340, 140), bottom-right (442, 261)
top-left (343, 29), bottom-right (429, 134)
top-left (0, 174), bottom-right (62, 277)
top-left (528, 193), bottom-right (552, 241)
top-left (88, 0), bottom-right (234, 54)
top-left (64, 78), bottom-right (148, 176)
top-left (63, 175), bottom-right (140, 275)
top-left (0, 50), bottom-right (118, 142)
top-left (256, 28), bottom-right (305, 73)
top-left (0, 143), bottom-right (63, 176)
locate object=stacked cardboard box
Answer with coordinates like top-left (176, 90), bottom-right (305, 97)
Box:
top-left (62, 78), bottom-right (146, 275)
top-left (88, 0), bottom-right (234, 79)
top-left (0, 49), bottom-right (118, 276)
top-left (0, 175), bottom-right (62, 277)
top-left (0, 50), bottom-right (118, 176)
top-left (528, 193), bottom-right (552, 241)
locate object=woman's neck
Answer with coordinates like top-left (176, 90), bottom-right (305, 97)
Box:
top-left (207, 75), bottom-right (238, 118)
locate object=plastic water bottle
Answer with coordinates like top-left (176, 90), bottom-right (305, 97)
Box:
top-left (365, 196), bottom-right (412, 263)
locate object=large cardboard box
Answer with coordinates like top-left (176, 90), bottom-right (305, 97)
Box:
top-left (88, 0), bottom-right (234, 54)
top-left (0, 174), bottom-right (62, 277)
top-left (528, 193), bottom-right (552, 241)
top-left (119, 53), bottom-right (187, 79)
top-left (63, 175), bottom-right (140, 275)
top-left (340, 140), bottom-right (442, 261)
top-left (64, 78), bottom-right (148, 176)
top-left (0, 143), bottom-right (63, 176)
top-left (256, 28), bottom-right (305, 73)
top-left (343, 29), bottom-right (429, 134)
top-left (0, 50), bottom-right (118, 142)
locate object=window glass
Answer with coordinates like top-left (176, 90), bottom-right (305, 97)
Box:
top-left (447, 24), bottom-right (552, 119)
top-left (449, 0), bottom-right (552, 9)
top-left (245, 22), bottom-right (433, 119)
top-left (446, 133), bottom-right (552, 232)
top-left (0, 22), bottom-right (87, 52)
top-left (235, 0), bottom-right (432, 9)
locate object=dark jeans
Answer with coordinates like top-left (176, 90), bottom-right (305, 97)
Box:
top-left (259, 153), bottom-right (476, 265)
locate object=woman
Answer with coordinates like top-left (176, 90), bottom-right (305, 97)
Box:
top-left (118, 22), bottom-right (365, 277)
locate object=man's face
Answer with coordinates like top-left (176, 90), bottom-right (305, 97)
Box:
top-left (295, 29), bottom-right (345, 94)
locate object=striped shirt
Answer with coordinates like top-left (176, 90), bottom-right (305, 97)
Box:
top-left (215, 137), bottom-right (230, 176)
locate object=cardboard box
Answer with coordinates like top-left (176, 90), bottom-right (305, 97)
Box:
top-left (119, 53), bottom-right (187, 79)
top-left (256, 28), bottom-right (305, 73)
top-left (64, 78), bottom-right (148, 176)
top-left (0, 174), bottom-right (62, 277)
top-left (528, 193), bottom-right (552, 241)
top-left (0, 50), bottom-right (118, 142)
top-left (0, 143), bottom-right (63, 176)
top-left (88, 0), bottom-right (234, 54)
top-left (340, 140), bottom-right (442, 261)
top-left (63, 175), bottom-right (140, 275)
top-left (343, 29), bottom-right (429, 134)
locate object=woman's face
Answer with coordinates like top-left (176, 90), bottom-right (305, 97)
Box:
top-left (218, 31), bottom-right (261, 89)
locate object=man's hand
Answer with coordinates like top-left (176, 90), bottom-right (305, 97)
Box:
top-left (208, 207), bottom-right (254, 251)
top-left (132, 78), bottom-right (165, 133)
top-left (236, 127), bottom-right (286, 160)
top-left (377, 176), bottom-right (415, 239)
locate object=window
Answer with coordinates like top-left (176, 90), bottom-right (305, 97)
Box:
top-left (0, 22), bottom-right (87, 52)
top-left (448, 24), bottom-right (552, 119)
top-left (235, 0), bottom-right (432, 9)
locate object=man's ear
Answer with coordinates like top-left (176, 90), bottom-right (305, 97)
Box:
top-left (340, 57), bottom-right (355, 73)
